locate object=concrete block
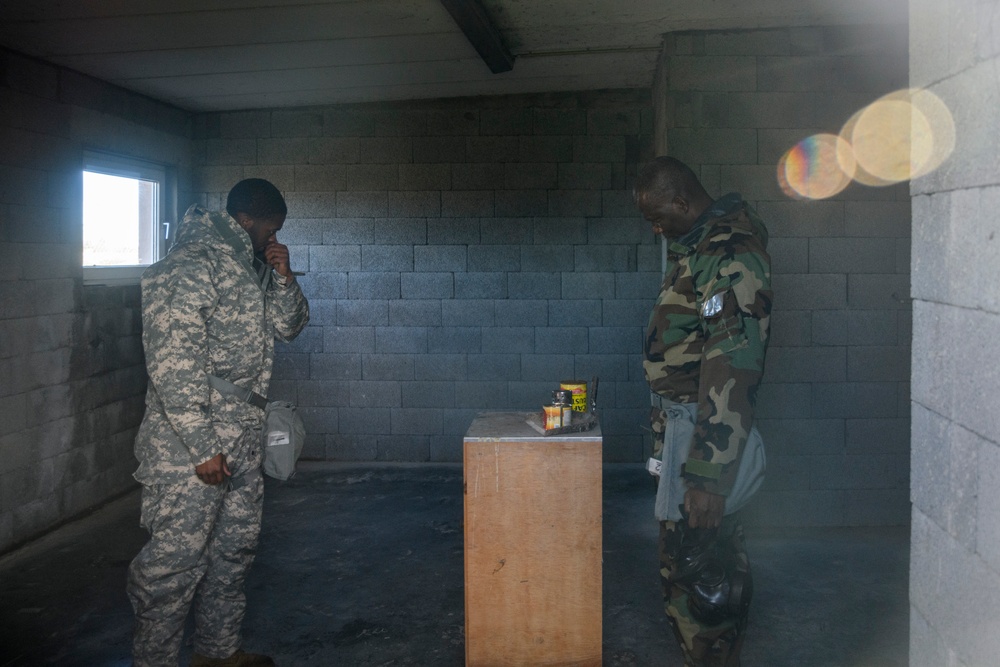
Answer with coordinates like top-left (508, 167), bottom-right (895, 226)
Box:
top-left (533, 217), bottom-right (587, 245)
top-left (413, 136), bottom-right (464, 163)
top-left (811, 310), bottom-right (848, 346)
top-left (587, 217), bottom-right (645, 245)
top-left (848, 346), bottom-right (910, 382)
top-left (337, 191), bottom-right (388, 217)
top-left (375, 326), bottom-right (428, 354)
top-left (668, 56), bottom-right (757, 91)
top-left (401, 381), bottom-right (455, 408)
top-left (505, 163), bottom-right (557, 190)
top-left (589, 327), bottom-right (641, 353)
top-left (358, 137), bottom-right (412, 164)
top-left (441, 191), bottom-right (494, 217)
top-left (348, 272), bottom-right (400, 299)
top-left (495, 299), bottom-right (547, 326)
top-left (574, 354), bottom-right (629, 381)
top-left (767, 237), bottom-right (808, 275)
top-left (338, 408), bottom-right (391, 435)
top-left (219, 110), bottom-right (269, 138)
top-left (977, 438), bottom-right (1000, 572)
top-left (454, 381), bottom-right (506, 408)
top-left (389, 300), bottom-right (441, 326)
top-left (573, 135), bottom-right (626, 163)
top-left (547, 190), bottom-right (603, 217)
top-left (271, 109), bottom-right (323, 137)
top-left (533, 109), bottom-right (587, 135)
top-left (614, 272), bottom-right (660, 299)
top-left (257, 138), bottom-right (309, 165)
top-left (848, 274), bottom-right (910, 310)
top-left (377, 435), bottom-right (430, 460)
top-left (308, 137), bottom-right (360, 164)
top-left (0, 166), bottom-right (52, 208)
top-left (507, 381), bottom-right (557, 408)
top-left (297, 380), bottom-right (350, 408)
top-left (480, 218), bottom-right (534, 245)
top-left (769, 310), bottom-right (811, 347)
top-left (518, 136), bottom-right (573, 162)
top-left (810, 452), bottom-right (909, 491)
top-left (532, 326), bottom-right (587, 356)
top-left (415, 246), bottom-right (466, 273)
top-left (602, 191), bottom-right (638, 218)
top-left (562, 273), bottom-right (614, 300)
top-left (587, 109), bottom-right (641, 135)
top-left (466, 136), bottom-right (519, 162)
top-left (427, 327), bottom-right (481, 354)
top-left (573, 246), bottom-right (634, 273)
top-left (362, 354), bottom-right (416, 381)
top-left (304, 298), bottom-right (335, 327)
top-left (520, 354), bottom-right (575, 381)
top-left (480, 109), bottom-right (532, 136)
top-left (758, 55), bottom-right (904, 92)
top-left (467, 354), bottom-right (522, 381)
top-left (390, 408), bottom-right (443, 436)
top-left (481, 327), bottom-right (535, 354)
top-left (843, 488), bottom-right (910, 526)
top-left (401, 272), bottom-right (453, 299)
top-left (667, 129), bottom-right (758, 166)
top-left (755, 382), bottom-right (813, 419)
top-left (909, 607), bottom-right (952, 667)
top-left (294, 165), bottom-right (350, 192)
top-left (844, 201), bottom-right (911, 238)
top-left (279, 219), bottom-right (325, 245)
top-left (346, 164), bottom-right (398, 190)
top-left (361, 245), bottom-right (412, 272)
top-left (325, 433), bottom-right (377, 461)
top-left (389, 191), bottom-right (440, 217)
top-left (755, 200), bottom-right (845, 238)
top-left (455, 273), bottom-right (506, 299)
top-left (373, 110), bottom-right (427, 137)
top-left (311, 353), bottom-right (362, 380)
top-left (509, 272), bottom-right (562, 299)
top-left (299, 407), bottom-right (339, 435)
top-left (337, 300), bottom-right (389, 326)
top-left (442, 299), bottom-right (494, 327)
top-left (372, 217), bottom-right (427, 245)
top-left (279, 326), bottom-right (323, 354)
top-left (451, 163), bottom-right (502, 191)
top-left (399, 163), bottom-right (451, 191)
top-left (748, 489), bottom-right (845, 526)
top-left (772, 274), bottom-right (847, 309)
top-left (204, 138), bottom-right (257, 166)
top-left (349, 380), bottom-right (402, 408)
top-left (603, 300), bottom-right (653, 328)
top-left (845, 417), bottom-right (909, 454)
top-left (521, 246), bottom-right (574, 272)
top-left (322, 218), bottom-right (373, 244)
top-left (558, 163), bottom-right (612, 190)
top-left (427, 219), bottom-right (480, 245)
top-left (413, 354), bottom-right (466, 380)
top-left (192, 166), bottom-right (246, 194)
top-left (811, 382), bottom-right (900, 418)
top-left (809, 238), bottom-right (896, 274)
top-left (703, 29), bottom-right (792, 56)
top-left (468, 245), bottom-right (520, 272)
top-left (550, 300), bottom-right (602, 327)
top-left (495, 191), bottom-right (548, 217)
top-left (429, 435), bottom-right (462, 462)
top-left (271, 353), bottom-right (310, 381)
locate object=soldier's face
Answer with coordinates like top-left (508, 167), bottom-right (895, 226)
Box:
top-left (239, 214), bottom-right (286, 252)
top-left (638, 193), bottom-right (693, 238)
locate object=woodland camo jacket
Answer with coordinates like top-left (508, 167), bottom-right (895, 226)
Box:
top-left (644, 193), bottom-right (772, 497)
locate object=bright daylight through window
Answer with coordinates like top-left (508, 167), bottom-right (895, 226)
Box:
top-left (82, 151), bottom-right (169, 284)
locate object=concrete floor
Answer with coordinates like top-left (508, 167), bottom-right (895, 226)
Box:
top-left (0, 463), bottom-right (909, 667)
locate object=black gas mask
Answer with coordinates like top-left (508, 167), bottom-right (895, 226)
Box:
top-left (669, 517), bottom-right (753, 626)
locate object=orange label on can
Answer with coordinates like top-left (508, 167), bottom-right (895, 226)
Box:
top-left (560, 381), bottom-right (588, 413)
top-left (543, 405), bottom-right (563, 429)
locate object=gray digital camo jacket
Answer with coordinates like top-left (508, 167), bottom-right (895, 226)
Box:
top-left (133, 204), bottom-right (309, 484)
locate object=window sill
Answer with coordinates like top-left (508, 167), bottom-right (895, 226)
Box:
top-left (83, 265), bottom-right (147, 286)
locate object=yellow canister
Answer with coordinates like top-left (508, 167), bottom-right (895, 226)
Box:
top-left (560, 380), bottom-right (588, 413)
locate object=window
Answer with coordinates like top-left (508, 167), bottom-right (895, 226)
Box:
top-left (82, 151), bottom-right (172, 285)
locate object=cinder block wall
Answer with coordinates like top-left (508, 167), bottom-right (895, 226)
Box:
top-left (909, 0), bottom-right (1000, 663)
top-left (657, 25), bottom-right (912, 526)
top-left (0, 48), bottom-right (191, 553)
top-left (190, 91), bottom-right (659, 464)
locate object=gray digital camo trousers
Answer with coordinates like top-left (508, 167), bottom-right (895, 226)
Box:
top-left (127, 469), bottom-right (264, 666)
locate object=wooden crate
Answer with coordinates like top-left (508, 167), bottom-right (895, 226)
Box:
top-left (463, 412), bottom-right (602, 667)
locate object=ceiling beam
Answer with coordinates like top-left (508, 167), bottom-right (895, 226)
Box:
top-left (438, 0), bottom-right (514, 74)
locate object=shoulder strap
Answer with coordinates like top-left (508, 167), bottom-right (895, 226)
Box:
top-left (208, 214), bottom-right (269, 293)
top-left (207, 374), bottom-right (269, 411)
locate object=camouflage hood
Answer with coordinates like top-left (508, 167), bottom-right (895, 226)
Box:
top-left (668, 193), bottom-right (768, 259)
top-left (171, 204), bottom-right (256, 270)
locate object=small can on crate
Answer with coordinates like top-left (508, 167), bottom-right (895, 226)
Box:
top-left (559, 380), bottom-right (588, 413)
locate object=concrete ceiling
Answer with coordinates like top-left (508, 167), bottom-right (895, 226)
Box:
top-left (0, 0), bottom-right (906, 112)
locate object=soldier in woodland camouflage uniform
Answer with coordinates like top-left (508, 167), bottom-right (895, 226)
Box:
top-left (127, 179), bottom-right (309, 667)
top-left (635, 157), bottom-right (772, 667)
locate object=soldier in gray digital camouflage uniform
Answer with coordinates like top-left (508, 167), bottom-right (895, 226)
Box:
top-left (127, 178), bottom-right (309, 667)
top-left (635, 157), bottom-right (772, 667)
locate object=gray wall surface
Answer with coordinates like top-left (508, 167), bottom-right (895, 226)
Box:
top-left (0, 48), bottom-right (192, 552)
top-left (656, 25), bottom-right (912, 527)
top-left (909, 0), bottom-right (1000, 664)
top-left (190, 90), bottom-right (660, 465)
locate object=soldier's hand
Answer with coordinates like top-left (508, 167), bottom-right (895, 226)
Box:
top-left (263, 238), bottom-right (294, 281)
top-left (684, 488), bottom-right (725, 529)
top-left (195, 453), bottom-right (231, 485)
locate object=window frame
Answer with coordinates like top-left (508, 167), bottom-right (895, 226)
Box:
top-left (81, 150), bottom-right (174, 286)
